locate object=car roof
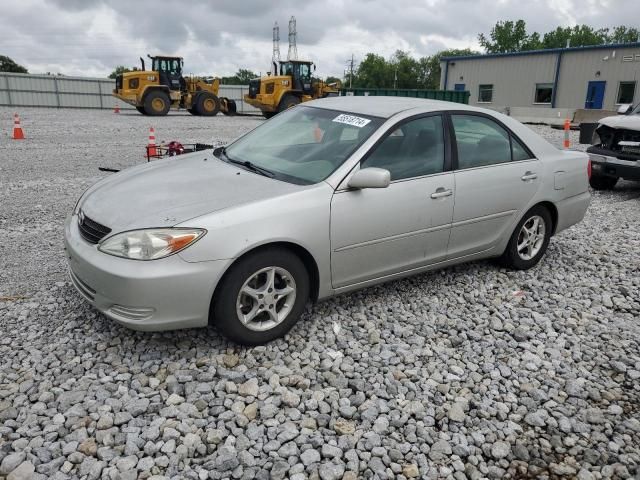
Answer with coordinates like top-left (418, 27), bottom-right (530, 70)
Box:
top-left (304, 96), bottom-right (478, 119)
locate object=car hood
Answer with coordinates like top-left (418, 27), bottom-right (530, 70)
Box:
top-left (598, 114), bottom-right (640, 131)
top-left (79, 151), bottom-right (302, 232)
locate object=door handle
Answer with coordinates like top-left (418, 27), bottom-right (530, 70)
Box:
top-left (521, 172), bottom-right (538, 181)
top-left (430, 188), bottom-right (453, 199)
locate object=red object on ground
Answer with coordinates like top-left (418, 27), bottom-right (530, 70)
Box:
top-left (167, 141), bottom-right (185, 156)
top-left (12, 113), bottom-right (25, 140)
top-left (146, 127), bottom-right (157, 158)
top-left (114, 103), bottom-right (120, 114)
top-left (563, 119), bottom-right (570, 149)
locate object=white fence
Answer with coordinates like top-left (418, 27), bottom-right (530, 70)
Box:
top-left (0, 72), bottom-right (259, 114)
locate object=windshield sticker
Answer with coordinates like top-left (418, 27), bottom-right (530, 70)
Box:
top-left (332, 114), bottom-right (371, 128)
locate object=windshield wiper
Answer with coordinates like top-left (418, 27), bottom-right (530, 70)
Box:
top-left (220, 147), bottom-right (275, 178)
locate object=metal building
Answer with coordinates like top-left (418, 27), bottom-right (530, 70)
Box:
top-left (440, 42), bottom-right (640, 124)
top-left (0, 72), bottom-right (260, 114)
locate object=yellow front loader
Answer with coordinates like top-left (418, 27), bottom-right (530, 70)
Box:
top-left (112, 55), bottom-right (236, 116)
top-left (244, 60), bottom-right (340, 118)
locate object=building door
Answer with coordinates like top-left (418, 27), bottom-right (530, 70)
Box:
top-left (454, 83), bottom-right (466, 91)
top-left (585, 81), bottom-right (606, 109)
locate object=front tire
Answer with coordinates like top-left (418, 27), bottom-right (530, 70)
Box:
top-left (499, 205), bottom-right (552, 270)
top-left (135, 106), bottom-right (148, 115)
top-left (195, 92), bottom-right (220, 116)
top-left (143, 90), bottom-right (171, 116)
top-left (278, 94), bottom-right (301, 112)
top-left (262, 111), bottom-right (276, 119)
top-left (211, 248), bottom-right (309, 345)
top-left (589, 174), bottom-right (618, 190)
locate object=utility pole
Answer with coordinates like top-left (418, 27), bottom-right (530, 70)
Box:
top-left (393, 64), bottom-right (398, 89)
top-left (345, 54), bottom-right (356, 89)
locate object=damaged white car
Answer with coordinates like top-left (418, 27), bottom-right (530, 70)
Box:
top-left (587, 104), bottom-right (640, 190)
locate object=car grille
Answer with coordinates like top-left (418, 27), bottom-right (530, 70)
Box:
top-left (248, 78), bottom-right (260, 98)
top-left (78, 211), bottom-right (111, 244)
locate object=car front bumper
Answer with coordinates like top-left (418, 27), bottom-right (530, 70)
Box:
top-left (587, 148), bottom-right (640, 180)
top-left (64, 215), bottom-right (230, 331)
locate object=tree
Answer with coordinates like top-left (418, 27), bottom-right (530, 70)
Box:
top-left (353, 53), bottom-right (392, 88)
top-left (325, 76), bottom-right (341, 85)
top-left (608, 25), bottom-right (640, 44)
top-left (109, 65), bottom-right (137, 79)
top-left (419, 48), bottom-right (480, 89)
top-left (390, 50), bottom-right (421, 89)
top-left (542, 25), bottom-right (609, 49)
top-left (478, 20), bottom-right (541, 53)
top-left (0, 55), bottom-right (28, 73)
top-left (479, 20), bottom-right (639, 54)
top-left (235, 68), bottom-right (257, 84)
top-left (221, 68), bottom-right (257, 85)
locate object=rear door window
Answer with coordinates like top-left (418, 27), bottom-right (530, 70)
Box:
top-left (452, 114), bottom-right (533, 169)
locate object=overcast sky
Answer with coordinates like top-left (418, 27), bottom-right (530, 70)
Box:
top-left (0, 0), bottom-right (635, 79)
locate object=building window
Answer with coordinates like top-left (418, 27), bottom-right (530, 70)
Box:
top-left (478, 84), bottom-right (493, 103)
top-left (617, 81), bottom-right (636, 104)
top-left (534, 83), bottom-right (554, 104)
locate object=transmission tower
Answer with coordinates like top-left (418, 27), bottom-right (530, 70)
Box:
top-left (287, 16), bottom-right (298, 60)
top-left (272, 22), bottom-right (280, 74)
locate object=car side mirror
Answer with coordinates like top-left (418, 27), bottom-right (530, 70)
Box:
top-left (348, 167), bottom-right (391, 189)
top-left (617, 104), bottom-right (632, 115)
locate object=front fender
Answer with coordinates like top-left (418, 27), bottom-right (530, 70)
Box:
top-left (176, 183), bottom-right (334, 298)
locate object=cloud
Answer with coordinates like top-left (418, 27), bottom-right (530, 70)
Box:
top-left (0, 0), bottom-right (637, 78)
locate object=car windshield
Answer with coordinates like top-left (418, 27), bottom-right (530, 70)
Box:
top-left (223, 106), bottom-right (383, 185)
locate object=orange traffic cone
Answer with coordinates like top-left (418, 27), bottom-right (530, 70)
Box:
top-left (12, 113), bottom-right (25, 140)
top-left (113, 102), bottom-right (120, 114)
top-left (146, 127), bottom-right (157, 159)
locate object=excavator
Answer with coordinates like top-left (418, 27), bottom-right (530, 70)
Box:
top-left (112, 55), bottom-right (236, 116)
top-left (244, 59), bottom-right (340, 118)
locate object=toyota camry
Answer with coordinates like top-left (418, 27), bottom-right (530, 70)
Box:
top-left (64, 97), bottom-right (590, 345)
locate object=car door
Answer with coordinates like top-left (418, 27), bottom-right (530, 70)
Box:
top-left (330, 114), bottom-right (455, 288)
top-left (448, 113), bottom-right (542, 259)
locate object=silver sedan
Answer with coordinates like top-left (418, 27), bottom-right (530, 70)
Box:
top-left (64, 97), bottom-right (590, 345)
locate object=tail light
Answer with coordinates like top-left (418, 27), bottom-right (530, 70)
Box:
top-left (587, 159), bottom-right (592, 179)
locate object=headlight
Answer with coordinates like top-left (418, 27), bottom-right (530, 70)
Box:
top-left (98, 228), bottom-right (206, 260)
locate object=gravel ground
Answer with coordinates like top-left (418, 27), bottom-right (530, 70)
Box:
top-left (0, 107), bottom-right (639, 480)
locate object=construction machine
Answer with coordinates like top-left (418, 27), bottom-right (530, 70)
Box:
top-left (112, 55), bottom-right (237, 116)
top-left (244, 60), bottom-right (340, 118)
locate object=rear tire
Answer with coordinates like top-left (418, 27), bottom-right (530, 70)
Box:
top-left (143, 90), bottom-right (171, 116)
top-left (262, 111), bottom-right (276, 119)
top-left (499, 205), bottom-right (552, 270)
top-left (195, 92), bottom-right (220, 116)
top-left (135, 106), bottom-right (148, 115)
top-left (589, 174), bottom-right (618, 190)
top-left (211, 248), bottom-right (309, 345)
top-left (278, 94), bottom-right (301, 112)
top-left (187, 107), bottom-right (199, 116)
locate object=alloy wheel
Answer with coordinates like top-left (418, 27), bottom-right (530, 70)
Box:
top-left (236, 266), bottom-right (297, 331)
top-left (517, 215), bottom-right (546, 260)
